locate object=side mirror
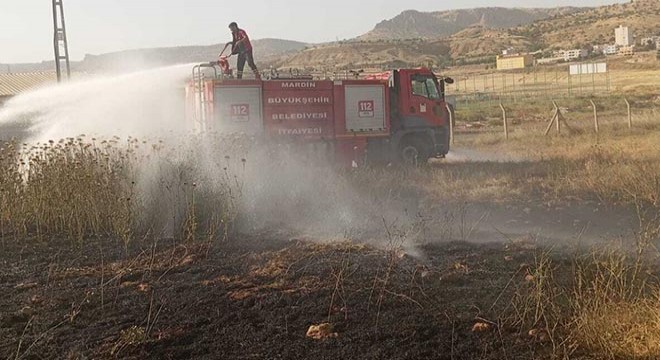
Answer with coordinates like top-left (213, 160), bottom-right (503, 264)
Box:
top-left (444, 77), bottom-right (454, 85)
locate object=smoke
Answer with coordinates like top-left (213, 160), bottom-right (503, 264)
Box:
top-left (237, 147), bottom-right (413, 239)
top-left (0, 65), bottom-right (421, 249)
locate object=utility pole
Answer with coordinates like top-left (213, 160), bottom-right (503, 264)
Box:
top-left (52, 0), bottom-right (71, 82)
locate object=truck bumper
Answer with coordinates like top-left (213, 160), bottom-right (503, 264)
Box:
top-left (430, 126), bottom-right (450, 157)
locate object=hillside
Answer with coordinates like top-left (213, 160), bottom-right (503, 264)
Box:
top-left (1, 39), bottom-right (307, 73)
top-left (511, 0), bottom-right (660, 49)
top-left (275, 31), bottom-right (535, 70)
top-left (360, 7), bottom-right (588, 40)
top-left (276, 39), bottom-right (451, 70)
top-left (447, 27), bottom-right (532, 59)
top-left (78, 38), bottom-right (308, 72)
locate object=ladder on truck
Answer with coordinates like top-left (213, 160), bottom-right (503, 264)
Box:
top-left (191, 64), bottom-right (219, 132)
top-left (52, 0), bottom-right (71, 82)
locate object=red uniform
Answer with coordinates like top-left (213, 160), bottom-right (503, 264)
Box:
top-left (232, 29), bottom-right (252, 54)
top-left (231, 28), bottom-right (258, 79)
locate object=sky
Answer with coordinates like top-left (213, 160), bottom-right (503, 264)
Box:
top-left (0, 0), bottom-right (628, 63)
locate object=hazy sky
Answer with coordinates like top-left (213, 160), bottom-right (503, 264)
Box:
top-left (1, 0), bottom-right (627, 63)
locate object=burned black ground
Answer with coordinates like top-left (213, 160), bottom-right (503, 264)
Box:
top-left (1, 232), bottom-right (564, 360)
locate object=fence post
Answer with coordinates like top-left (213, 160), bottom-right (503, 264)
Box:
top-left (544, 105), bottom-right (559, 136)
top-left (625, 98), bottom-right (632, 129)
top-left (553, 101), bottom-right (563, 134)
top-left (556, 108), bottom-right (562, 134)
top-left (590, 100), bottom-right (599, 133)
top-left (446, 104), bottom-right (455, 146)
top-left (500, 103), bottom-right (509, 140)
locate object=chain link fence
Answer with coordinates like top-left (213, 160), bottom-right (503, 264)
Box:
top-left (446, 62), bottom-right (611, 109)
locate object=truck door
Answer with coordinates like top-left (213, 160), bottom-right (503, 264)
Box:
top-left (404, 74), bottom-right (445, 127)
top-left (391, 70), bottom-right (451, 163)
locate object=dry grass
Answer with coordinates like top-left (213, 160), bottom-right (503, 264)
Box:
top-left (0, 135), bottom-right (247, 246)
top-left (0, 138), bottom-right (134, 243)
top-left (443, 110), bottom-right (660, 359)
top-left (568, 249), bottom-right (660, 359)
top-left (415, 106), bottom-right (660, 209)
top-left (575, 300), bottom-right (660, 358)
top-left (504, 242), bottom-right (660, 359)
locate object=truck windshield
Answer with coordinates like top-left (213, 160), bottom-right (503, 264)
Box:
top-left (411, 76), bottom-right (440, 100)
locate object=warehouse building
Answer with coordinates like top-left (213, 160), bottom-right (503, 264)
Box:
top-left (496, 54), bottom-right (534, 70)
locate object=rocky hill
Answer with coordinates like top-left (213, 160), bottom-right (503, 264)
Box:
top-left (360, 7), bottom-right (588, 40)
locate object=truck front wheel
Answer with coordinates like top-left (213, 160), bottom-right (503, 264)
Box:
top-left (399, 138), bottom-right (430, 166)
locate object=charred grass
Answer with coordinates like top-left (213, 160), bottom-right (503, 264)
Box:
top-left (1, 229), bottom-right (543, 359)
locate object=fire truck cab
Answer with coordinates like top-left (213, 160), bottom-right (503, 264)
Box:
top-left (186, 66), bottom-right (453, 166)
top-left (373, 68), bottom-right (453, 164)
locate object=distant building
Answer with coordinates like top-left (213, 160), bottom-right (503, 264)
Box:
top-left (496, 54), bottom-right (534, 70)
top-left (618, 45), bottom-right (635, 56)
top-left (536, 57), bottom-right (565, 65)
top-left (640, 36), bottom-right (660, 47)
top-left (592, 44), bottom-right (613, 55)
top-left (603, 45), bottom-right (618, 55)
top-left (501, 47), bottom-right (516, 56)
top-left (553, 49), bottom-right (589, 61)
top-left (615, 25), bottom-right (633, 46)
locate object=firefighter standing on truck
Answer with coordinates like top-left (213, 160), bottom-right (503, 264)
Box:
top-left (227, 22), bottom-right (259, 79)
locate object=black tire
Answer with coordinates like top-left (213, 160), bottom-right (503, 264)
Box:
top-left (399, 138), bottom-right (431, 166)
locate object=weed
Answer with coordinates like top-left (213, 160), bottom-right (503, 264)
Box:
top-left (0, 135), bottom-right (246, 246)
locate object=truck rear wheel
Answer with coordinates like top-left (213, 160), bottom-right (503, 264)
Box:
top-left (399, 138), bottom-right (430, 166)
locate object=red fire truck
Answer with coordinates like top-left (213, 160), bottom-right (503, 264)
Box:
top-left (186, 65), bottom-right (454, 166)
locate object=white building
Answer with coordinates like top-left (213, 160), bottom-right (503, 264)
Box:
top-left (603, 45), bottom-right (618, 55)
top-left (501, 47), bottom-right (516, 56)
top-left (553, 49), bottom-right (589, 61)
top-left (536, 57), bottom-right (564, 65)
top-left (640, 36), bottom-right (657, 45)
top-left (591, 44), bottom-right (618, 56)
top-left (640, 36), bottom-right (660, 47)
top-left (615, 25), bottom-right (633, 46)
